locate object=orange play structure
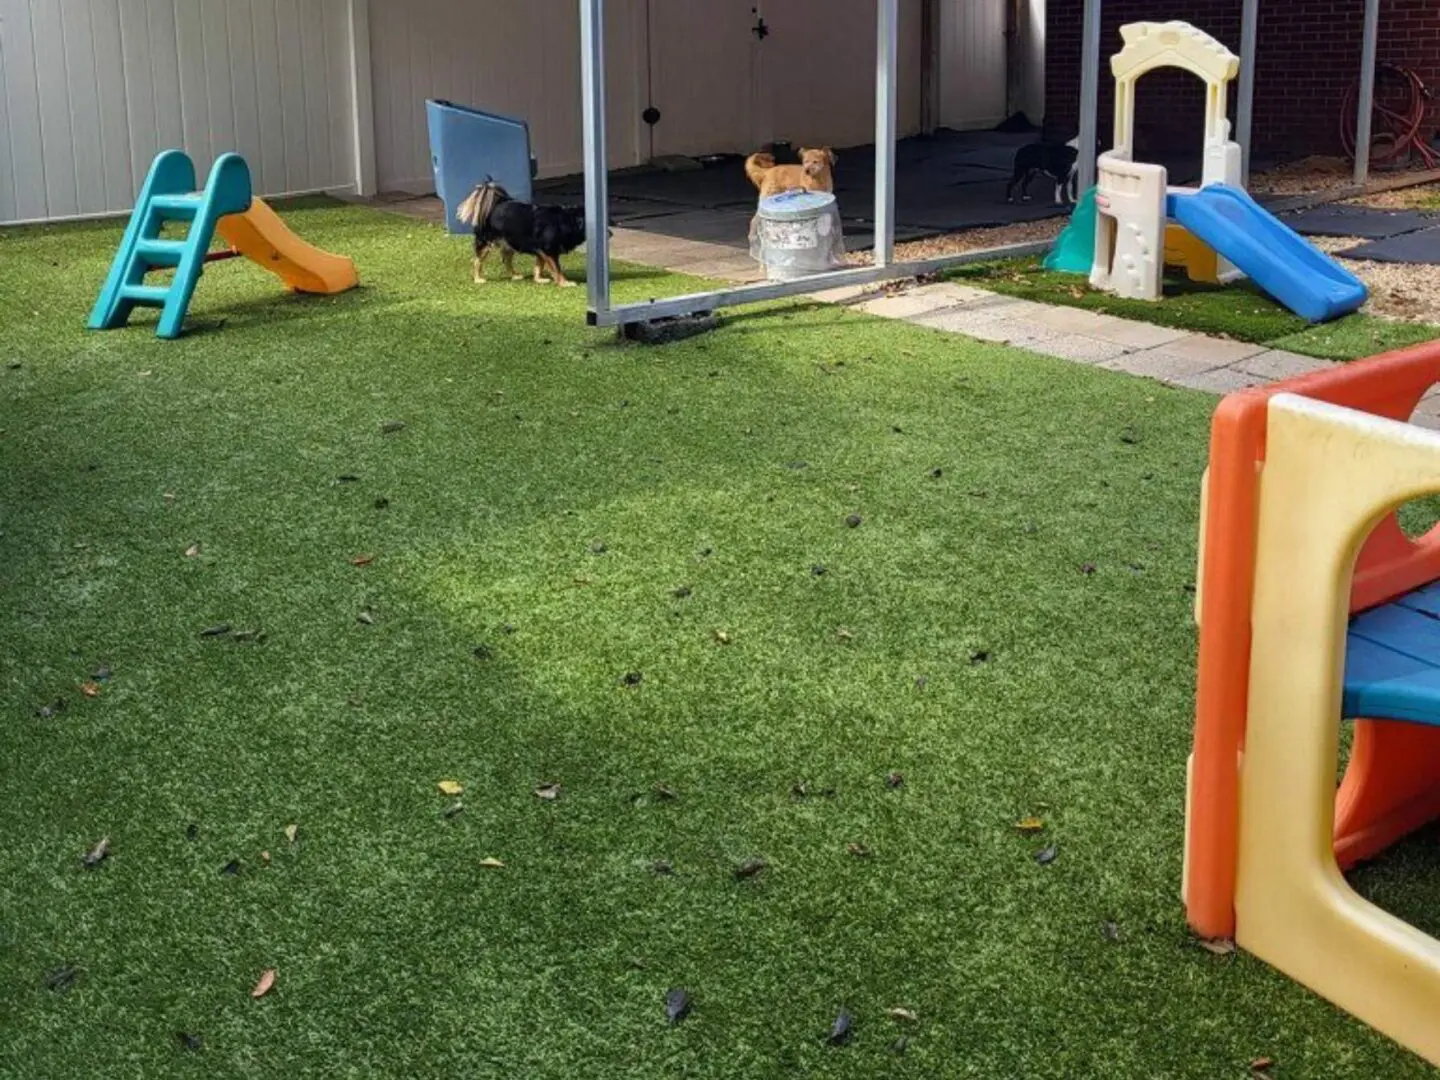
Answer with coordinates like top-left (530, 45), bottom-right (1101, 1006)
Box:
top-left (1184, 340), bottom-right (1440, 1064)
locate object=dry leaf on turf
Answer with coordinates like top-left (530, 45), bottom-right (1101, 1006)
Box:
top-left (1015, 817), bottom-right (1045, 834)
top-left (534, 783), bottom-right (562, 801)
top-left (846, 842), bottom-right (872, 858)
top-left (1250, 1057), bottom-right (1275, 1073)
top-left (437, 780), bottom-right (464, 796)
top-left (712, 629), bottom-right (731, 644)
top-left (284, 824), bottom-right (299, 844)
top-left (80, 681), bottom-right (100, 698)
top-left (1035, 844), bottom-right (1059, 865)
top-left (81, 836), bottom-right (110, 868)
top-left (184, 543), bottom-right (201, 558)
top-left (1199, 938), bottom-right (1236, 956)
top-left (828, 1008), bottom-right (854, 1045)
top-left (251, 969), bottom-right (276, 998)
top-left (350, 554), bottom-right (375, 567)
top-left (887, 1007), bottom-right (918, 1023)
top-left (479, 857), bottom-right (506, 869)
top-left (260, 851), bottom-right (271, 865)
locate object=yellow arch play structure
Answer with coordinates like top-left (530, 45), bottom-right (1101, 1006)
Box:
top-left (1081, 21), bottom-right (1366, 323)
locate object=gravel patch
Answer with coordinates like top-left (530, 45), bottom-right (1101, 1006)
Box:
top-left (846, 218), bottom-right (1065, 267)
top-left (1252, 155), bottom-right (1438, 199)
top-left (1312, 236), bottom-right (1440, 323)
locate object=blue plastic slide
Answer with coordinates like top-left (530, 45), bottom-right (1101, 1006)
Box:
top-left (1167, 185), bottom-right (1367, 323)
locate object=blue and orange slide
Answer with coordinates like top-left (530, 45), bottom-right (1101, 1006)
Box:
top-left (1167, 185), bottom-right (1367, 324)
top-left (90, 150), bottom-right (357, 339)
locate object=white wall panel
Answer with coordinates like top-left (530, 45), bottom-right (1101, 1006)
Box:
top-left (369, 0), bottom-right (648, 192)
top-left (1, 0), bottom-right (956, 220)
top-left (939, 0), bottom-right (1008, 130)
top-left (0, 0), bottom-right (356, 224)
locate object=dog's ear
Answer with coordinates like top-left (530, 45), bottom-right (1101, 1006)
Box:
top-left (825, 148), bottom-right (837, 167)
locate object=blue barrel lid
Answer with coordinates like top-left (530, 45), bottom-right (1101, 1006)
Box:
top-left (758, 190), bottom-right (837, 220)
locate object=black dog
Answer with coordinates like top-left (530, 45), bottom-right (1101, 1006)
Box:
top-left (1005, 137), bottom-right (1080, 206)
top-left (455, 182), bottom-right (586, 286)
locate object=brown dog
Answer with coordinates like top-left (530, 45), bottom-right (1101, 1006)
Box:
top-left (744, 147), bottom-right (837, 198)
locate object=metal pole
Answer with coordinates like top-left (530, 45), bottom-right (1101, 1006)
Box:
top-left (874, 0), bottom-right (899, 268)
top-left (1353, 0), bottom-right (1380, 186)
top-left (1077, 0), bottom-right (1103, 193)
top-left (579, 0), bottom-right (611, 319)
top-left (1237, 0), bottom-right (1259, 184)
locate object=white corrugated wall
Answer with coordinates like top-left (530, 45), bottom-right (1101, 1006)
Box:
top-left (0, 0), bottom-right (358, 225)
top-left (368, 0), bottom-right (648, 193)
top-left (0, 0), bottom-right (937, 221)
top-left (939, 0), bottom-right (1008, 130)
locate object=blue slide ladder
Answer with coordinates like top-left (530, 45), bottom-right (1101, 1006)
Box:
top-left (89, 151), bottom-right (253, 339)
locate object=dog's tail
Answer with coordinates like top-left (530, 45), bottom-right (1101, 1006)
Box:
top-left (744, 152), bottom-right (776, 192)
top-left (456, 181), bottom-right (508, 227)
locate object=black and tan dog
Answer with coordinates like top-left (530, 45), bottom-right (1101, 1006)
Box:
top-left (455, 182), bottom-right (587, 287)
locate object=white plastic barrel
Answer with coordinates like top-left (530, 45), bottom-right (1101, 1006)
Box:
top-left (749, 190), bottom-right (846, 281)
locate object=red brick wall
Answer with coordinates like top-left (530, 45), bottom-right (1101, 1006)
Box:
top-left (1045, 0), bottom-right (1440, 162)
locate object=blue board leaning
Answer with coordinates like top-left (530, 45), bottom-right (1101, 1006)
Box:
top-left (426, 100), bottom-right (537, 236)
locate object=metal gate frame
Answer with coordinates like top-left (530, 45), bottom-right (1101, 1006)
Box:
top-left (578, 0), bottom-right (1048, 330)
top-left (578, 0), bottom-right (1383, 331)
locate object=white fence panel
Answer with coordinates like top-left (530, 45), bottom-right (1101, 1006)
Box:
top-left (368, 0), bottom-right (647, 192)
top-left (0, 0), bottom-right (357, 225)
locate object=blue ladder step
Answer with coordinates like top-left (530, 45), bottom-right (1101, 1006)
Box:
top-left (150, 193), bottom-right (204, 215)
top-left (134, 238), bottom-right (188, 264)
top-left (118, 283), bottom-right (172, 307)
top-left (89, 150), bottom-right (253, 338)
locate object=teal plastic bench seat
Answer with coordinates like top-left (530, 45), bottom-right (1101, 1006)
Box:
top-left (1345, 581), bottom-right (1440, 725)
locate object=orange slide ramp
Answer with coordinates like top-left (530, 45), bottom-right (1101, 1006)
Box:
top-left (216, 198), bottom-right (358, 295)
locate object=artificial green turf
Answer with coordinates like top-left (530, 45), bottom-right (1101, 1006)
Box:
top-left (3, 201), bottom-right (1439, 1079)
top-left (948, 257), bottom-right (1440, 361)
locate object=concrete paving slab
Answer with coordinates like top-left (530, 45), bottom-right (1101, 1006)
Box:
top-left (908, 305), bottom-right (1013, 336)
top-left (1168, 367), bottom-right (1271, 394)
top-left (1032, 305), bottom-right (1124, 336)
top-left (670, 257), bottom-right (765, 283)
top-left (858, 290), bottom-right (970, 320)
top-left (1030, 334), bottom-right (1131, 365)
top-left (811, 284), bottom-right (878, 305)
top-left (1236, 349), bottom-right (1338, 381)
top-left (1080, 315), bottom-right (1192, 350)
top-left (912, 307), bottom-right (1060, 348)
top-left (1149, 333), bottom-right (1269, 367)
top-left (1098, 350), bottom-right (1231, 381)
top-left (915, 282), bottom-right (995, 306)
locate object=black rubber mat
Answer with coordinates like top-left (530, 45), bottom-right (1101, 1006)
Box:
top-left (539, 130), bottom-right (1077, 239)
top-left (1337, 225), bottom-right (1440, 264)
top-left (1280, 203), bottom-right (1440, 240)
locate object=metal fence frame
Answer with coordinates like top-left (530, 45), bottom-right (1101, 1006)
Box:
top-left (578, 0), bottom-right (1383, 331)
